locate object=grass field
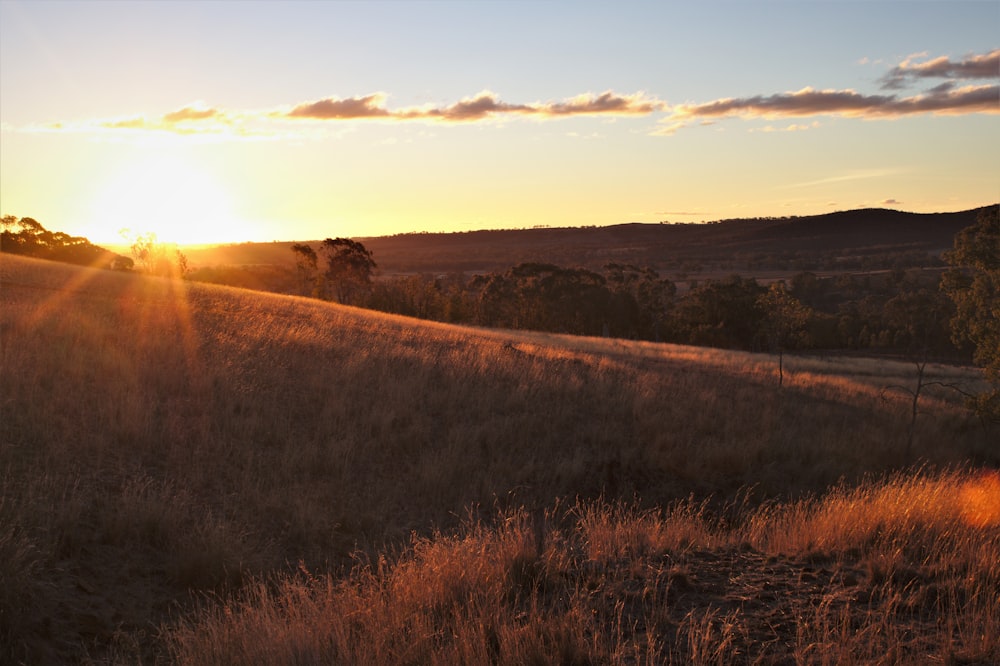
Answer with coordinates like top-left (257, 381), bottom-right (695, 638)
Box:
top-left (1, 253), bottom-right (997, 664)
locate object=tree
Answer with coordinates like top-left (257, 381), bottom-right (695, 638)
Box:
top-left (291, 243), bottom-right (321, 297)
top-left (756, 282), bottom-right (811, 387)
top-left (125, 232), bottom-right (188, 277)
top-left (604, 263), bottom-right (675, 340)
top-left (319, 237), bottom-right (377, 304)
top-left (671, 276), bottom-right (766, 349)
top-left (1, 216), bottom-right (47, 255)
top-left (879, 288), bottom-right (958, 460)
top-left (2, 215), bottom-right (118, 266)
top-left (882, 289), bottom-right (954, 358)
top-left (470, 263), bottom-right (615, 335)
top-left (941, 206), bottom-right (1000, 421)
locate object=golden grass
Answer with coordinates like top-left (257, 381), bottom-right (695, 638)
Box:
top-left (1, 253), bottom-right (996, 663)
top-left (166, 471), bottom-right (1000, 665)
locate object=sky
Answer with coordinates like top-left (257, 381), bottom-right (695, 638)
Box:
top-left (1, 0), bottom-right (998, 245)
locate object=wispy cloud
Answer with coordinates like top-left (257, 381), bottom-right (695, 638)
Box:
top-left (27, 90), bottom-right (664, 140)
top-left (104, 102), bottom-right (233, 132)
top-left (780, 168), bottom-right (902, 190)
top-left (287, 94), bottom-right (392, 120)
top-left (881, 49), bottom-right (1000, 89)
top-left (27, 102), bottom-right (265, 141)
top-left (285, 90), bottom-right (664, 122)
top-left (663, 83), bottom-right (997, 124)
top-left (20, 49), bottom-right (998, 142)
top-left (162, 104), bottom-right (224, 123)
top-left (658, 48), bottom-right (999, 134)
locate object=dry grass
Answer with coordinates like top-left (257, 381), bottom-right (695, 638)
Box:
top-left (166, 471), bottom-right (1000, 665)
top-left (1, 253), bottom-right (996, 663)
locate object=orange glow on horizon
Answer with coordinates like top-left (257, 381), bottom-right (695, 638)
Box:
top-left (86, 153), bottom-right (258, 246)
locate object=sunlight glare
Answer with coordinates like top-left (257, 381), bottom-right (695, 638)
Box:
top-left (89, 154), bottom-right (248, 245)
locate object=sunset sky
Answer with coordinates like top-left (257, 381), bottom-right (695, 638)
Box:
top-left (1, 1), bottom-right (997, 245)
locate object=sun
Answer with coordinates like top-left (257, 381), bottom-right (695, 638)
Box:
top-left (89, 153), bottom-right (250, 246)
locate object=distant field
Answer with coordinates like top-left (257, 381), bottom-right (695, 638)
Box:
top-left (1, 254), bottom-right (997, 664)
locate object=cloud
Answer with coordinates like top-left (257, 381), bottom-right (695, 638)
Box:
top-left (162, 104), bottom-right (223, 123)
top-left (670, 87), bottom-right (894, 119)
top-left (285, 90), bottom-right (664, 123)
top-left (287, 94), bottom-right (391, 119)
top-left (656, 49), bottom-right (998, 135)
top-left (22, 90), bottom-right (657, 143)
top-left (650, 121), bottom-right (688, 137)
top-left (26, 103), bottom-right (281, 142)
top-left (94, 103), bottom-right (233, 134)
top-left (662, 83), bottom-right (998, 126)
top-left (24, 48), bottom-right (995, 143)
top-left (542, 91), bottom-right (664, 116)
top-left (881, 49), bottom-right (1000, 89)
top-left (411, 91), bottom-right (533, 121)
top-left (883, 198), bottom-right (902, 205)
top-left (26, 90), bottom-right (664, 141)
top-left (102, 116), bottom-right (152, 130)
top-left (780, 169), bottom-right (901, 190)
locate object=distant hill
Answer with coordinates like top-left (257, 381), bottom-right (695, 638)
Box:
top-left (735, 207), bottom-right (989, 251)
top-left (184, 205), bottom-right (995, 275)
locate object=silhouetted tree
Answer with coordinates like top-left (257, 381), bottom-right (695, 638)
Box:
top-left (942, 206), bottom-right (1000, 422)
top-left (126, 232), bottom-right (188, 277)
top-left (757, 281), bottom-right (811, 387)
top-left (604, 263), bottom-right (675, 340)
top-left (882, 289), bottom-right (954, 358)
top-left (672, 276), bottom-right (766, 349)
top-left (1, 216), bottom-right (48, 255)
top-left (879, 288), bottom-right (958, 459)
top-left (2, 215), bottom-right (121, 267)
top-left (291, 243), bottom-right (321, 297)
top-left (320, 237), bottom-right (376, 304)
top-left (789, 271), bottom-right (831, 310)
top-left (472, 263), bottom-right (614, 335)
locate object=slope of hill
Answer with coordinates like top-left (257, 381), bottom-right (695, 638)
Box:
top-left (1, 254), bottom-right (996, 664)
top-left (182, 205), bottom-right (992, 275)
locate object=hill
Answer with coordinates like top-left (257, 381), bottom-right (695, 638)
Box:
top-left (182, 205), bottom-right (992, 275)
top-left (1, 254), bottom-right (997, 664)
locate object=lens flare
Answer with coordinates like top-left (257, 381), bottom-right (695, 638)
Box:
top-left (959, 470), bottom-right (1000, 529)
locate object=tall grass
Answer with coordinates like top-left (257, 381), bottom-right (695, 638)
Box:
top-left (1, 254), bottom-right (995, 663)
top-left (166, 470), bottom-right (1000, 665)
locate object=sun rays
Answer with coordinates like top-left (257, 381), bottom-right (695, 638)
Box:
top-left (4, 256), bottom-right (207, 412)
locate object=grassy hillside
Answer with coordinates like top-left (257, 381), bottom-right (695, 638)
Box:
top-left (1, 254), bottom-right (997, 664)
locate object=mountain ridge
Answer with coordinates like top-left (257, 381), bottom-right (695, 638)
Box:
top-left (181, 204), bottom-right (995, 274)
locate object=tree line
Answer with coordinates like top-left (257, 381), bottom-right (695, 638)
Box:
top-left (1, 216), bottom-right (123, 267)
top-left (292, 243), bottom-right (958, 359)
top-left (292, 208), bottom-right (998, 420)
top-left (1, 216), bottom-right (194, 277)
